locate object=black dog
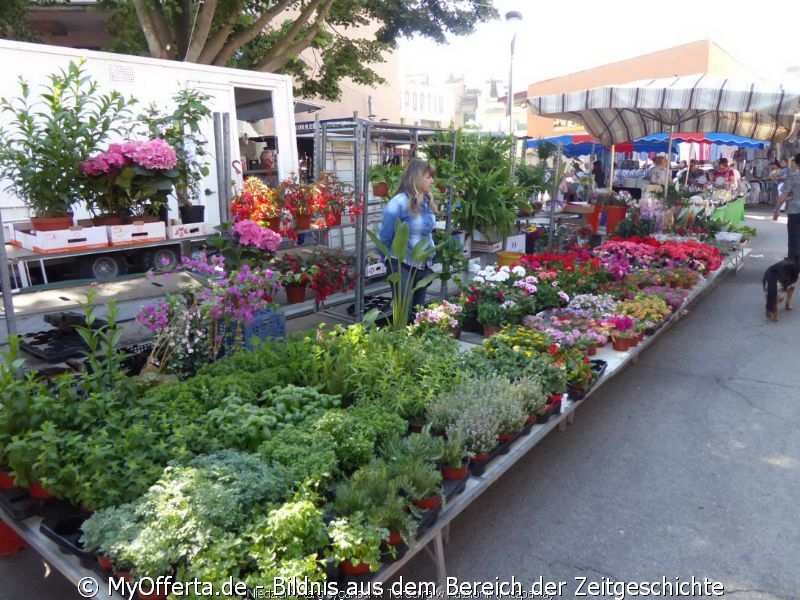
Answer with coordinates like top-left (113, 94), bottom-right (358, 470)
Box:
top-left (763, 256), bottom-right (800, 321)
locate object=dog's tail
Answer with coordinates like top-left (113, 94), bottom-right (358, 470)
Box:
top-left (764, 268), bottom-right (779, 313)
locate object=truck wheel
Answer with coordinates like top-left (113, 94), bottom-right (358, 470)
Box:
top-left (78, 255), bottom-right (128, 280)
top-left (138, 247), bottom-right (180, 271)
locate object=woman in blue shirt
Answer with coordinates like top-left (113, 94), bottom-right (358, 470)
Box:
top-left (377, 158), bottom-right (438, 323)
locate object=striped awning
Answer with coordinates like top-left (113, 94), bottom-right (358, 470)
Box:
top-left (528, 74), bottom-right (800, 145)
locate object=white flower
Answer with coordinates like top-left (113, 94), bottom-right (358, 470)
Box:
top-left (511, 265), bottom-right (526, 277)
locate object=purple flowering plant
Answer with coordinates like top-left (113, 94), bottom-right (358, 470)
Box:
top-left (80, 139), bottom-right (179, 218)
top-left (136, 251), bottom-right (280, 378)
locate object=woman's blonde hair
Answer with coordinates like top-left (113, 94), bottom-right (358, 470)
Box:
top-left (398, 158), bottom-right (437, 214)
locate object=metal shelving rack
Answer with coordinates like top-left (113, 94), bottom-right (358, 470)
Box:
top-left (304, 116), bottom-right (458, 321)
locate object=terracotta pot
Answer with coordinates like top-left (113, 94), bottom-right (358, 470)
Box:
top-left (412, 494), bottom-right (442, 510)
top-left (0, 470), bottom-right (16, 490)
top-left (586, 203), bottom-right (603, 233)
top-left (611, 336), bottom-right (630, 351)
top-left (340, 559), bottom-right (371, 576)
top-left (0, 521), bottom-right (27, 556)
top-left (30, 214), bottom-right (74, 231)
top-left (92, 215), bottom-right (125, 226)
top-left (372, 182), bottom-right (390, 198)
top-left (28, 482), bottom-right (54, 499)
top-left (294, 214), bottom-right (312, 230)
top-left (284, 284), bottom-right (307, 304)
top-left (605, 205), bottom-right (628, 236)
top-left (328, 211), bottom-right (343, 226)
top-left (482, 325), bottom-right (501, 337)
top-left (587, 343), bottom-right (598, 356)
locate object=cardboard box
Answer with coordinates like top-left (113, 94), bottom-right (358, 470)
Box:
top-left (471, 240), bottom-right (503, 253)
top-left (504, 233), bottom-right (526, 252)
top-left (365, 261), bottom-right (387, 278)
top-left (107, 221), bottom-right (167, 246)
top-left (167, 222), bottom-right (216, 239)
top-left (13, 225), bottom-right (109, 254)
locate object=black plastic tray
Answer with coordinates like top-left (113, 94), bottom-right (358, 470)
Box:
top-left (40, 513), bottom-right (96, 559)
top-left (0, 487), bottom-right (42, 520)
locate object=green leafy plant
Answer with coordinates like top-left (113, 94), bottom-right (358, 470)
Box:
top-left (448, 129), bottom-right (527, 239)
top-left (327, 513), bottom-right (387, 573)
top-left (368, 163), bottom-right (404, 199)
top-left (0, 59), bottom-right (134, 217)
top-left (367, 219), bottom-right (441, 329)
top-left (135, 88), bottom-right (212, 207)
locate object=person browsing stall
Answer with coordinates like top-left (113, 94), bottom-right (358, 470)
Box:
top-left (645, 156), bottom-right (668, 186)
top-left (710, 158), bottom-right (736, 190)
top-left (774, 154), bottom-right (800, 263)
top-left (592, 160), bottom-right (606, 188)
top-left (377, 158), bottom-right (438, 323)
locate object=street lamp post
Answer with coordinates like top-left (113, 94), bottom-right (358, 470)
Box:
top-left (505, 10), bottom-right (523, 137)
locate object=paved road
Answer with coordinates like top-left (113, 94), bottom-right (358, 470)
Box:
top-left (3, 206), bottom-right (798, 600)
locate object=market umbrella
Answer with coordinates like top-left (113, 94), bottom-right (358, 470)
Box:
top-left (528, 74), bottom-right (800, 146)
top-left (528, 73), bottom-right (800, 186)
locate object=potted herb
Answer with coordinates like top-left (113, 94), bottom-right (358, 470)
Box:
top-left (437, 433), bottom-right (470, 480)
top-left (0, 59), bottom-right (133, 229)
top-left (327, 513), bottom-right (387, 576)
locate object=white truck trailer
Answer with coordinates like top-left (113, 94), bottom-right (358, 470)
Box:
top-left (0, 38), bottom-right (304, 288)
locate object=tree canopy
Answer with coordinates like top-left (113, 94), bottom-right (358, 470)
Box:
top-left (92, 0), bottom-right (497, 101)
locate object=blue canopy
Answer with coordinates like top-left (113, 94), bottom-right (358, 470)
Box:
top-left (527, 132), bottom-right (768, 157)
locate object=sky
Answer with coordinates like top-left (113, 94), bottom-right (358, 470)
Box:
top-left (398, 0), bottom-right (799, 91)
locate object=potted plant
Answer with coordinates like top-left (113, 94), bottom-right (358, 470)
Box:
top-left (448, 130), bottom-right (528, 242)
top-left (437, 433), bottom-right (470, 480)
top-left (80, 139), bottom-right (180, 223)
top-left (0, 59), bottom-right (133, 229)
top-left (409, 299), bottom-right (463, 338)
top-left (327, 513), bottom-right (387, 576)
top-left (271, 253), bottom-right (320, 304)
top-left (388, 453), bottom-right (443, 510)
top-left (368, 163), bottom-right (404, 199)
top-left (280, 175), bottom-right (321, 231)
top-left (231, 177), bottom-right (284, 231)
top-left (135, 89), bottom-right (212, 223)
top-left (315, 171), bottom-right (358, 225)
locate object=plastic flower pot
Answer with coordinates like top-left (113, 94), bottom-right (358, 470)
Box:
top-left (28, 482), bottom-right (54, 500)
top-left (294, 214), bottom-right (312, 231)
top-left (284, 284), bottom-right (307, 304)
top-left (340, 559), bottom-right (371, 577)
top-left (0, 520), bottom-right (27, 556)
top-left (440, 462), bottom-right (469, 481)
top-left (605, 205), bottom-right (628, 235)
top-left (412, 494), bottom-right (442, 511)
top-left (0, 470), bottom-right (16, 490)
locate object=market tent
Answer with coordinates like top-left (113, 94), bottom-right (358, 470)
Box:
top-left (527, 74), bottom-right (800, 146)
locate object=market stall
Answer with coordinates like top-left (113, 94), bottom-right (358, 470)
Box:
top-left (711, 196), bottom-right (745, 226)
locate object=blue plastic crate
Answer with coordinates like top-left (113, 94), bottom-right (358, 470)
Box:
top-left (242, 309), bottom-right (286, 350)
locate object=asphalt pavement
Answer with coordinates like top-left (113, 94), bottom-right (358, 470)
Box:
top-left (2, 204), bottom-right (798, 600)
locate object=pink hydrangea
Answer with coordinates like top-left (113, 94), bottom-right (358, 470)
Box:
top-left (232, 219), bottom-right (282, 252)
